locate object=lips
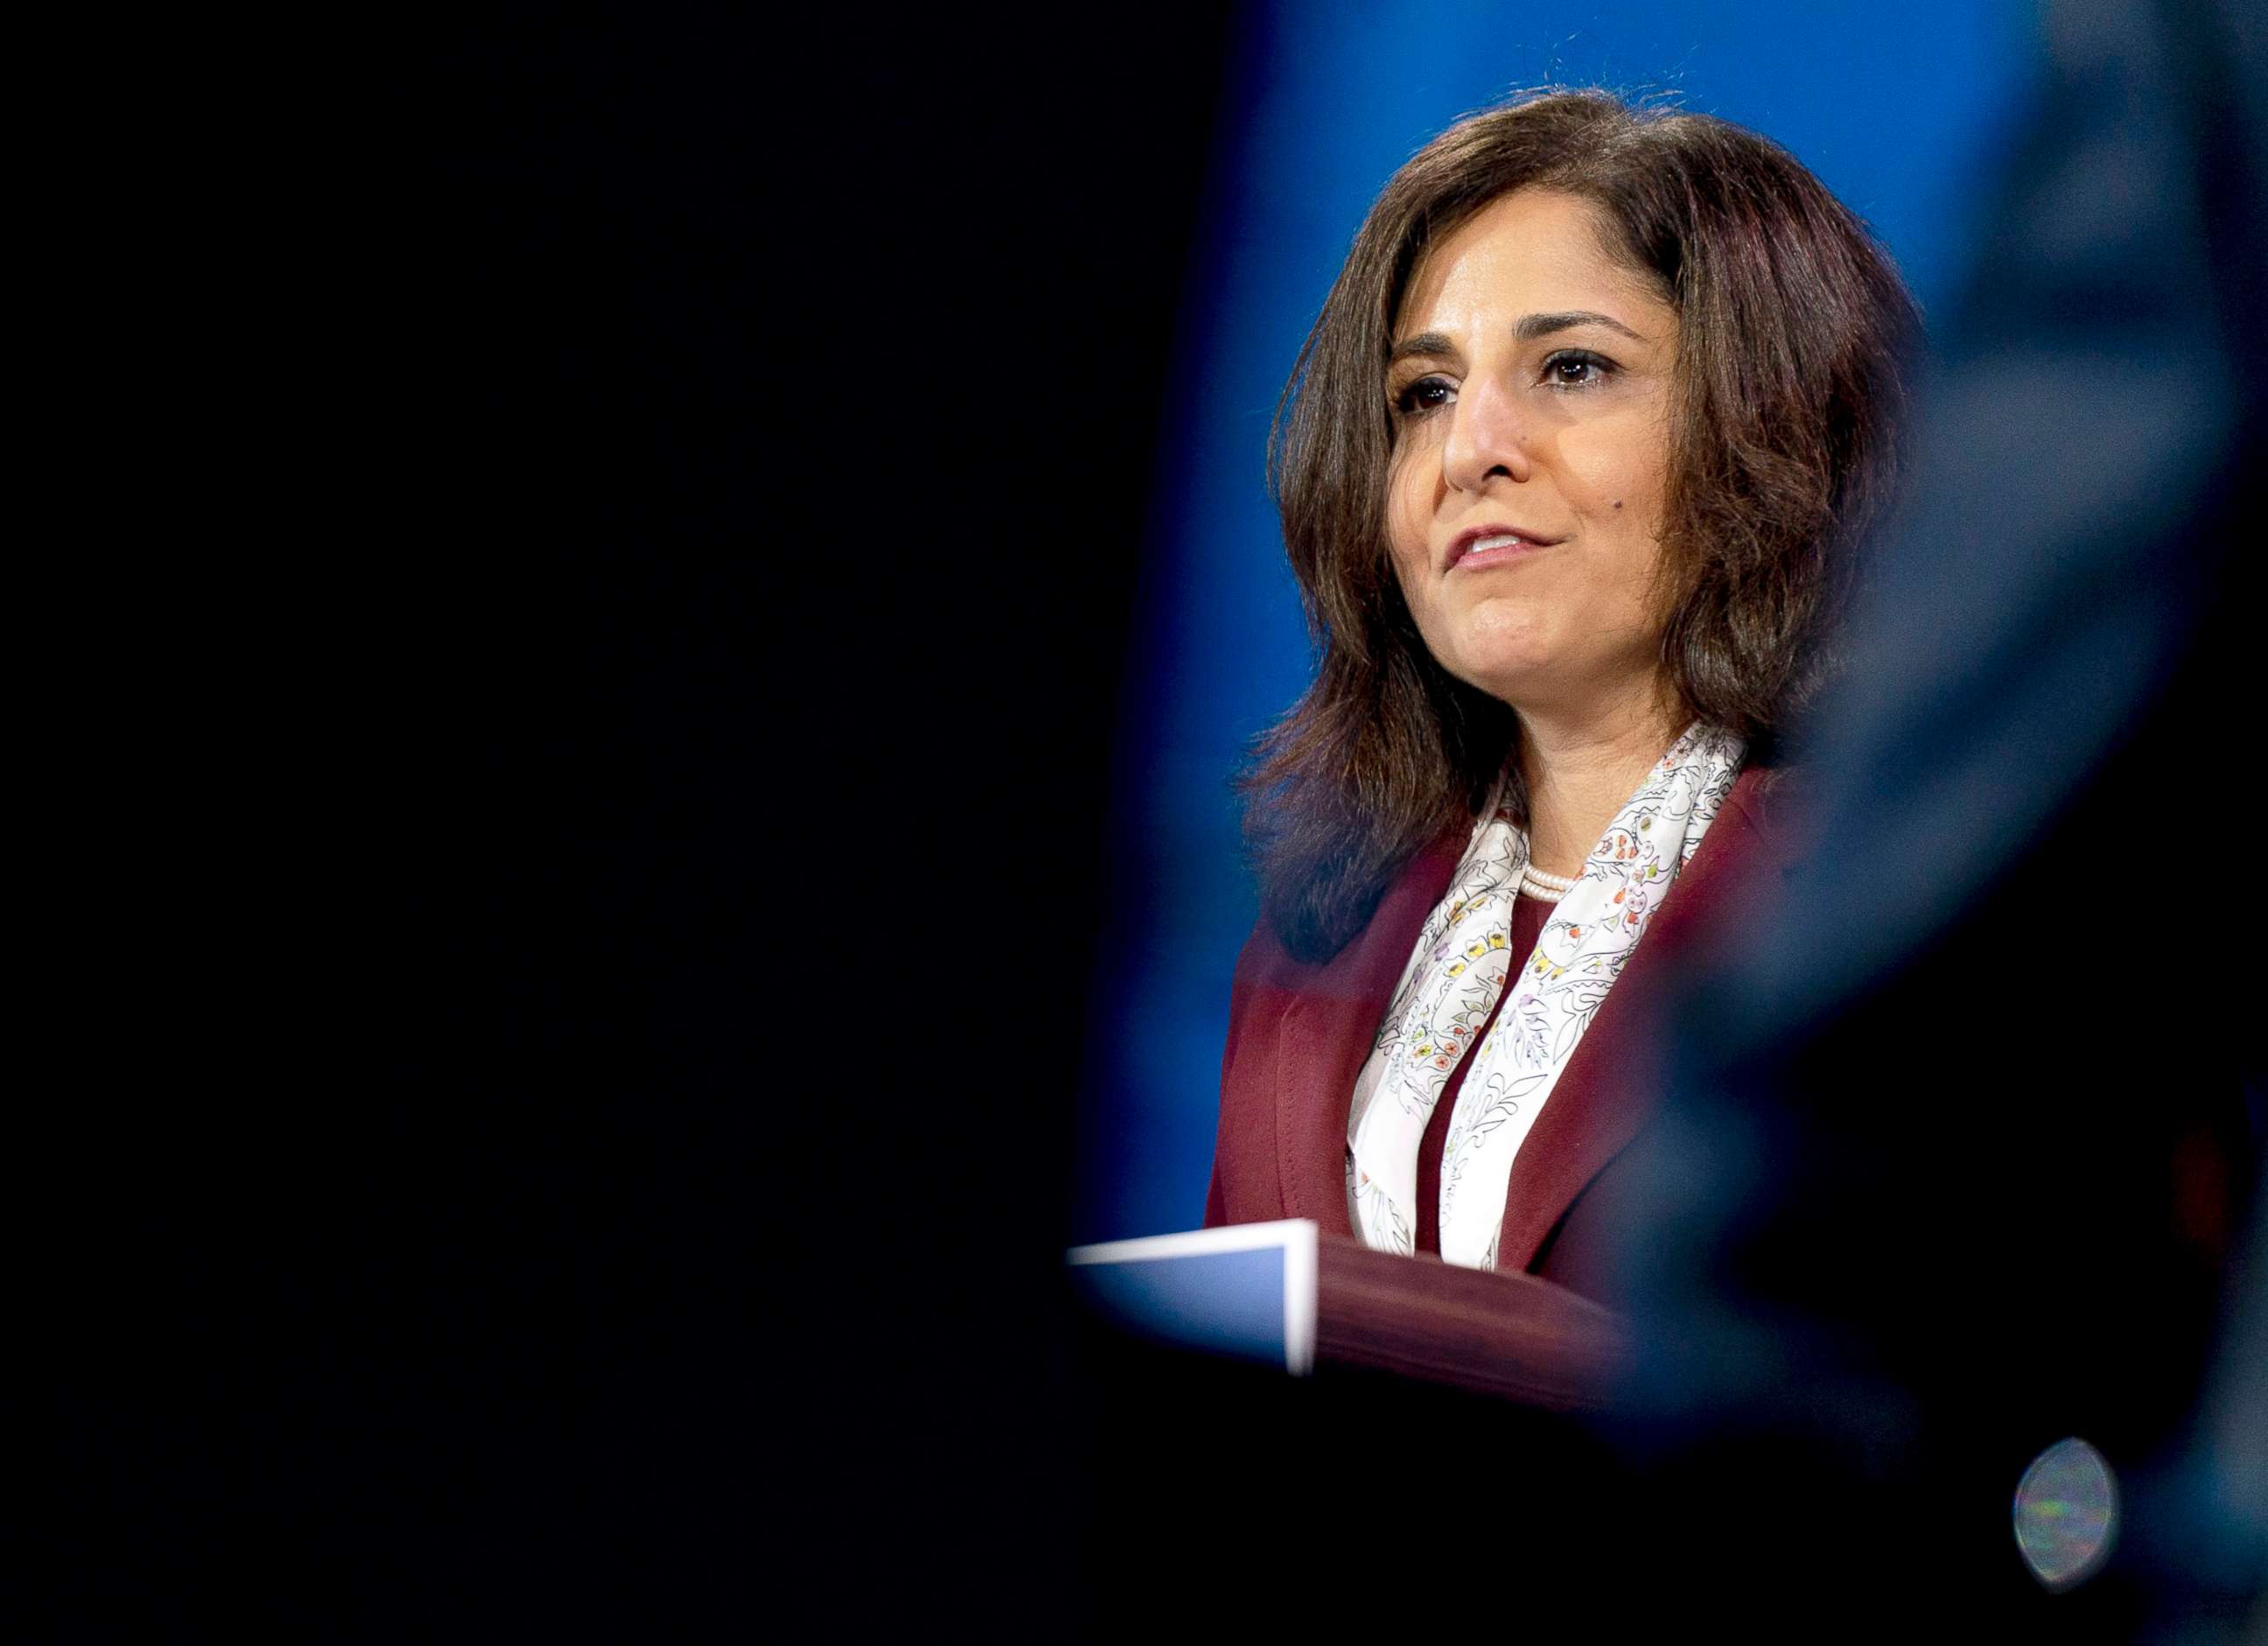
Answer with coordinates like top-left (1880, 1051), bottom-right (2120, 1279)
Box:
top-left (1446, 522), bottom-right (1565, 571)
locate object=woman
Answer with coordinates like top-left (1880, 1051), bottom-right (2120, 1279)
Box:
top-left (1204, 91), bottom-right (1916, 1298)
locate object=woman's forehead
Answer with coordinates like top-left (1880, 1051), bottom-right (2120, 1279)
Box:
top-left (1396, 189), bottom-right (1671, 340)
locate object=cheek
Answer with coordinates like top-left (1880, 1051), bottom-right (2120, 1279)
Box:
top-left (1383, 451), bottom-right (1434, 585)
top-left (1565, 420), bottom-right (1664, 511)
top-left (1568, 428), bottom-right (1672, 564)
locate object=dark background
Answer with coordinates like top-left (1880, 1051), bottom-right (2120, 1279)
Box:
top-left (345, 13), bottom-right (1245, 1633)
top-left (47, 11), bottom-right (1238, 1635)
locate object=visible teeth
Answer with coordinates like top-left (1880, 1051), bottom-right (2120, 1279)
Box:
top-left (1468, 532), bottom-right (1524, 552)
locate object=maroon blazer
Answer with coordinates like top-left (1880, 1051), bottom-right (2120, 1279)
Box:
top-left (1204, 766), bottom-right (1793, 1303)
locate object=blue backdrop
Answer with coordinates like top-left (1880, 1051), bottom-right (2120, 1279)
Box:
top-left (1074, 0), bottom-right (2044, 1242)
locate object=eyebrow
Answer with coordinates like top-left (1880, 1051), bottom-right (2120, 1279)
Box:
top-left (1387, 311), bottom-right (1648, 364)
top-left (1516, 309), bottom-right (1647, 343)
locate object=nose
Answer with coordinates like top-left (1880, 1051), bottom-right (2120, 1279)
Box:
top-left (1439, 375), bottom-right (1534, 493)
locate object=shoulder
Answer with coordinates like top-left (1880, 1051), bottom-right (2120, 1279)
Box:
top-left (1212, 824), bottom-right (1471, 1228)
top-left (1639, 760), bottom-right (1810, 956)
top-left (1216, 823), bottom-right (1467, 1129)
top-left (1232, 825), bottom-right (1471, 1001)
top-left (1714, 761), bottom-right (1814, 879)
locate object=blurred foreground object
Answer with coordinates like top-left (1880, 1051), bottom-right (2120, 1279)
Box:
top-left (1610, 0), bottom-right (2264, 1635)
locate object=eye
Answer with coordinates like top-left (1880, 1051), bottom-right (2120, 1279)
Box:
top-left (1541, 349), bottom-right (1614, 389)
top-left (1391, 375), bottom-right (1456, 417)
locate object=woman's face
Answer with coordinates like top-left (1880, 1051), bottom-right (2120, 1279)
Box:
top-left (1384, 187), bottom-right (1682, 725)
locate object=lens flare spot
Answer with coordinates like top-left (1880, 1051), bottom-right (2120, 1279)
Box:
top-left (2012, 1437), bottom-right (2117, 1592)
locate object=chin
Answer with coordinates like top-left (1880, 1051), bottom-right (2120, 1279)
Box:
top-left (1433, 616), bottom-right (1560, 698)
top-left (1442, 650), bottom-right (1553, 709)
top-left (1435, 625), bottom-right (1554, 705)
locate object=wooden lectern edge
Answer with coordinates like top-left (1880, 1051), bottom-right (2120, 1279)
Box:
top-left (1314, 1233), bottom-right (1631, 1411)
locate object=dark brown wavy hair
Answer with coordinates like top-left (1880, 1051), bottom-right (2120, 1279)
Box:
top-left (1246, 89), bottom-right (1918, 963)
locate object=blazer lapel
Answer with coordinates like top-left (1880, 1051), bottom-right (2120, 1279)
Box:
top-left (1256, 767), bottom-right (1785, 1267)
top-left (1494, 767), bottom-right (1782, 1271)
top-left (1270, 832), bottom-right (1466, 1236)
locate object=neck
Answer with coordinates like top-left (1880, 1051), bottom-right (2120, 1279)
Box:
top-left (1516, 690), bottom-right (1684, 878)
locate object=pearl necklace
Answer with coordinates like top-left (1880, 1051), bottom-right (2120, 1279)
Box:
top-left (1519, 861), bottom-right (1580, 901)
